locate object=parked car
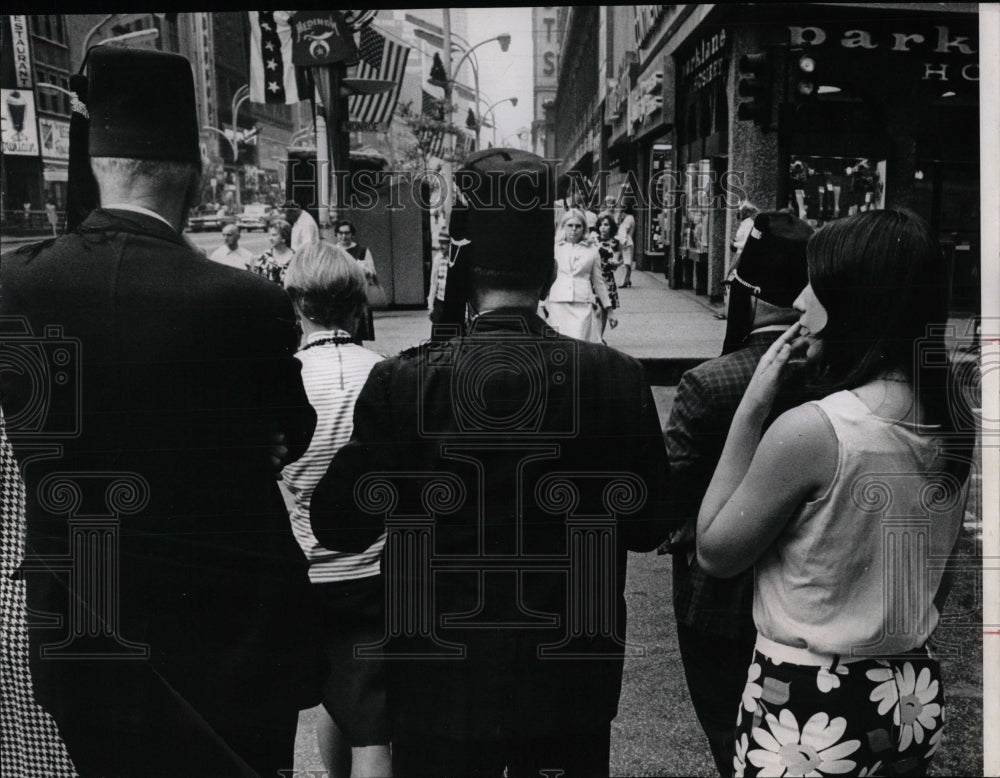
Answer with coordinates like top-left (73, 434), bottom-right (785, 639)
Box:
top-left (186, 205), bottom-right (234, 232)
top-left (237, 204), bottom-right (271, 232)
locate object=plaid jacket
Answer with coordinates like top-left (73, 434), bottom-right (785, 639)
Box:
top-left (664, 329), bottom-right (805, 641)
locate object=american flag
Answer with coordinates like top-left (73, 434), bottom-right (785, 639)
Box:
top-left (348, 26), bottom-right (410, 126)
top-left (248, 11), bottom-right (310, 104)
top-left (419, 89), bottom-right (446, 157)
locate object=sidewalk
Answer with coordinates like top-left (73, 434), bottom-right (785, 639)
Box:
top-left (368, 269), bottom-right (728, 364)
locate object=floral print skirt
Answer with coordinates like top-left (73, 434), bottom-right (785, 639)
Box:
top-left (734, 643), bottom-right (944, 777)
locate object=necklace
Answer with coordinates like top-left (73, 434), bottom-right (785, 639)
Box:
top-left (300, 330), bottom-right (354, 389)
top-left (300, 331), bottom-right (354, 350)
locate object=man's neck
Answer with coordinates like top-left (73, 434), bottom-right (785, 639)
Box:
top-left (100, 194), bottom-right (185, 232)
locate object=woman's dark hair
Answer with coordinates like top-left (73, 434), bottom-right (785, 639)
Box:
top-left (807, 208), bottom-right (965, 440)
top-left (335, 219), bottom-right (357, 236)
top-left (596, 214), bottom-right (618, 237)
top-left (270, 219), bottom-right (292, 246)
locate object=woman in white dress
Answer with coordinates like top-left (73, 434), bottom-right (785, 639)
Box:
top-left (544, 209), bottom-right (612, 342)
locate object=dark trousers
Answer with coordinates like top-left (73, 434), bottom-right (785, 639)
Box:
top-left (392, 728), bottom-right (612, 778)
top-left (676, 622), bottom-right (755, 778)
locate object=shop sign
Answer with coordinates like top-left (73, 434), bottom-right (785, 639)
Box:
top-left (2, 88), bottom-right (39, 156)
top-left (39, 116), bottom-right (70, 160)
top-left (605, 56), bottom-right (634, 124)
top-left (682, 29), bottom-right (729, 93)
top-left (9, 16), bottom-right (33, 88)
top-left (788, 23), bottom-right (978, 82)
top-left (534, 7), bottom-right (560, 88)
top-left (634, 5), bottom-right (676, 49)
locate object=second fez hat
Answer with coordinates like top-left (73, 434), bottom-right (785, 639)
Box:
top-left (86, 46), bottom-right (201, 164)
top-left (722, 210), bottom-right (814, 355)
top-left (439, 149), bottom-right (555, 330)
top-left (729, 210), bottom-right (814, 307)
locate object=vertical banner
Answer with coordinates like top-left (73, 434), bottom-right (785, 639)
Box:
top-left (8, 15), bottom-right (34, 88)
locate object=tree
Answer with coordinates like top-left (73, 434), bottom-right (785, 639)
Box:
top-left (394, 99), bottom-right (471, 174)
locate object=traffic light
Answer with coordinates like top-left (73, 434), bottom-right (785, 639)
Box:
top-left (736, 51), bottom-right (773, 128)
top-left (788, 49), bottom-right (818, 104)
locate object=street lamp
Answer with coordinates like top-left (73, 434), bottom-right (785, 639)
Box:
top-left (203, 84), bottom-right (251, 216)
top-left (480, 96), bottom-right (518, 148)
top-left (448, 34), bottom-right (512, 148)
top-left (82, 15), bottom-right (159, 53)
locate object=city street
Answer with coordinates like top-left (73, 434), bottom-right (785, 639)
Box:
top-left (0, 7), bottom-right (990, 777)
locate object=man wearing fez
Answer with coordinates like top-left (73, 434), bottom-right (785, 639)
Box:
top-left (309, 148), bottom-right (674, 777)
top-left (661, 211), bottom-right (814, 776)
top-left (1, 48), bottom-right (323, 777)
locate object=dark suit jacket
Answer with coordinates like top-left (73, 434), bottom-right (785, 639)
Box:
top-left (1, 210), bottom-right (321, 765)
top-left (665, 328), bottom-right (806, 642)
top-left (310, 309), bottom-right (674, 740)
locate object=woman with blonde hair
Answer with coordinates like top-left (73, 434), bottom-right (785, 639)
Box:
top-left (281, 242), bottom-right (391, 778)
top-left (545, 208), bottom-right (612, 343)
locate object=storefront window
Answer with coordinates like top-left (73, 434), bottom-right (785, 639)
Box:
top-left (646, 143), bottom-right (672, 255)
top-left (681, 159), bottom-right (711, 253)
top-left (787, 155), bottom-right (885, 228)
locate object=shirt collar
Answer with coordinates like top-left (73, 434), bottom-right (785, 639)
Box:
top-left (306, 328), bottom-right (353, 343)
top-left (103, 203), bottom-right (175, 232)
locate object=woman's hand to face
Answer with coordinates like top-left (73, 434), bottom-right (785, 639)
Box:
top-left (739, 322), bottom-right (809, 422)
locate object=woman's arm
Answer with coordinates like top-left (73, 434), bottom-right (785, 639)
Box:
top-left (589, 247), bottom-right (612, 309)
top-left (697, 404), bottom-right (837, 577)
top-left (696, 324), bottom-right (836, 576)
top-left (362, 248), bottom-right (377, 282)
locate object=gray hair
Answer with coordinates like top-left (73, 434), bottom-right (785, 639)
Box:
top-left (90, 157), bottom-right (201, 194)
top-left (283, 241), bottom-right (368, 329)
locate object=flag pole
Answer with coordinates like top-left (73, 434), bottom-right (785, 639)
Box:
top-left (314, 82), bottom-right (330, 229)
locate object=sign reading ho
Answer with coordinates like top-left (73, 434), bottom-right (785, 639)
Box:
top-left (289, 11), bottom-right (358, 66)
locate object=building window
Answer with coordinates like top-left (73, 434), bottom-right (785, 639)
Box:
top-left (30, 14), bottom-right (67, 45)
top-left (36, 68), bottom-right (71, 116)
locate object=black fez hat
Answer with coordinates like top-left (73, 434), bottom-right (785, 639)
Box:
top-left (722, 211), bottom-right (814, 354)
top-left (64, 47), bottom-right (200, 232)
top-left (436, 148), bottom-right (554, 337)
top-left (86, 47), bottom-right (200, 164)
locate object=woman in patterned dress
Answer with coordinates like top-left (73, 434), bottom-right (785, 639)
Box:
top-left (697, 209), bottom-right (972, 778)
top-left (594, 213), bottom-right (621, 340)
top-left (251, 219), bottom-right (294, 285)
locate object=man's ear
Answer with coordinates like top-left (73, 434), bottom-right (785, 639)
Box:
top-left (539, 258), bottom-right (557, 301)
